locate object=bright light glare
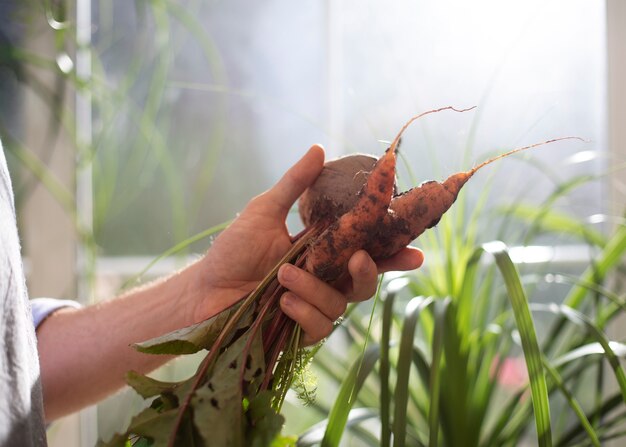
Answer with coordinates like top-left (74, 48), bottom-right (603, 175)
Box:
top-left (56, 53), bottom-right (74, 74)
top-left (565, 150), bottom-right (598, 164)
top-left (508, 246), bottom-right (555, 264)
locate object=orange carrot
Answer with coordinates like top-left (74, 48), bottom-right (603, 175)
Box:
top-left (303, 125), bottom-right (583, 275)
top-left (369, 137), bottom-right (585, 259)
top-left (304, 106), bottom-right (480, 281)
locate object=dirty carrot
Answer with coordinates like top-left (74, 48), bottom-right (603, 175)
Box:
top-left (301, 110), bottom-right (583, 278)
top-left (365, 137), bottom-right (585, 260)
top-left (304, 106), bottom-right (477, 282)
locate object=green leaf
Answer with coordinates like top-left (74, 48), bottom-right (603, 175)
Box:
top-left (246, 391), bottom-right (287, 447)
top-left (552, 341), bottom-right (626, 367)
top-left (482, 241), bottom-right (552, 447)
top-left (192, 328), bottom-right (265, 447)
top-left (542, 358), bottom-right (601, 447)
top-left (393, 296), bottom-right (434, 447)
top-left (126, 370), bottom-right (189, 399)
top-left (555, 393), bottom-right (624, 446)
top-left (498, 202), bottom-right (606, 247)
top-left (380, 280), bottom-right (406, 447)
top-left (531, 303), bottom-right (626, 404)
top-left (102, 406), bottom-right (183, 447)
top-left (428, 298), bottom-right (449, 447)
top-left (122, 220), bottom-right (231, 289)
top-left (133, 303), bottom-right (252, 355)
top-left (96, 432), bottom-right (132, 447)
top-left (321, 345), bottom-right (381, 447)
top-left (298, 408), bottom-right (378, 447)
top-left (564, 224), bottom-right (626, 310)
top-left (271, 435), bottom-right (298, 447)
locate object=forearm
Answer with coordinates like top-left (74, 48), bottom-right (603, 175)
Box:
top-left (36, 259), bottom-right (214, 422)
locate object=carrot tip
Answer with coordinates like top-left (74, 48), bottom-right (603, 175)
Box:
top-left (389, 106), bottom-right (476, 153)
top-left (470, 136), bottom-right (586, 175)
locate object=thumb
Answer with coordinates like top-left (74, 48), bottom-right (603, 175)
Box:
top-left (254, 144), bottom-right (325, 218)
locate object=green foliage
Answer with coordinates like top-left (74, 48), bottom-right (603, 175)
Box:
top-left (104, 326), bottom-right (291, 446)
top-left (321, 345), bottom-right (380, 447)
top-left (300, 182), bottom-right (626, 446)
top-left (132, 302), bottom-right (251, 355)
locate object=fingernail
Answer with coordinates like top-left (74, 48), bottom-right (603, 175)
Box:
top-left (358, 254), bottom-right (372, 274)
top-left (282, 292), bottom-right (295, 307)
top-left (280, 264), bottom-right (299, 282)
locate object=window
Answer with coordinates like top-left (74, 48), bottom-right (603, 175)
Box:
top-left (1, 1), bottom-right (619, 445)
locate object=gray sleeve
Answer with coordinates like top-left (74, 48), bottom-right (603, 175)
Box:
top-left (30, 297), bottom-right (82, 328)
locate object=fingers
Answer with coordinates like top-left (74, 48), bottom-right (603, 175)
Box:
top-left (345, 250), bottom-right (379, 302)
top-left (278, 264), bottom-right (346, 321)
top-left (276, 247), bottom-right (425, 345)
top-left (278, 263), bottom-right (347, 345)
top-left (252, 145), bottom-right (325, 219)
top-left (280, 292), bottom-right (334, 346)
top-left (334, 248), bottom-right (424, 302)
top-left (375, 246), bottom-right (424, 273)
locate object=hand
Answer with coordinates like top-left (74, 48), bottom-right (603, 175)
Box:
top-left (194, 145), bottom-right (424, 344)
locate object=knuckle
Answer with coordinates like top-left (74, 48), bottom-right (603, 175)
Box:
top-left (350, 279), bottom-right (377, 302)
top-left (365, 281), bottom-right (378, 299)
top-left (245, 193), bottom-right (267, 211)
top-left (330, 298), bottom-right (347, 320)
top-left (311, 319), bottom-right (333, 342)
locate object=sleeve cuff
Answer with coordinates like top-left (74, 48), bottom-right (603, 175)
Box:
top-left (30, 297), bottom-right (82, 329)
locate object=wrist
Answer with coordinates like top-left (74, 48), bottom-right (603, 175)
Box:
top-left (173, 258), bottom-right (213, 327)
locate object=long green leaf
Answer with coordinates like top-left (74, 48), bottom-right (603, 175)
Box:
top-left (541, 358), bottom-right (601, 447)
top-left (564, 224), bottom-right (626, 310)
top-left (297, 408), bottom-right (378, 447)
top-left (498, 203), bottom-right (606, 247)
top-left (393, 296), bottom-right (434, 447)
top-left (122, 220), bottom-right (231, 289)
top-left (380, 279), bottom-right (408, 447)
top-left (428, 298), bottom-right (449, 447)
top-left (552, 341), bottom-right (626, 367)
top-left (555, 393), bottom-right (624, 446)
top-left (321, 345), bottom-right (380, 447)
top-left (483, 241), bottom-right (552, 447)
top-left (531, 303), bottom-right (626, 404)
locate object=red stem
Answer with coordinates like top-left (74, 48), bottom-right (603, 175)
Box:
top-left (261, 320), bottom-right (293, 391)
top-left (167, 225), bottom-right (324, 446)
top-left (239, 282), bottom-right (285, 386)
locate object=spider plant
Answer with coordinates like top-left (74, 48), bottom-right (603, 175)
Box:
top-left (297, 166), bottom-right (626, 447)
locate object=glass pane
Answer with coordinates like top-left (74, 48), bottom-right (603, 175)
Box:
top-left (92, 1), bottom-right (330, 256)
top-left (92, 0), bottom-right (606, 258)
top-left (330, 0), bottom-right (606, 244)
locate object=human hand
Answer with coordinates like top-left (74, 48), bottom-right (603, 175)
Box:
top-left (193, 145), bottom-right (423, 344)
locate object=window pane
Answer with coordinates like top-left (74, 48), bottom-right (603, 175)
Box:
top-left (331, 0), bottom-right (606, 243)
top-left (93, 0), bottom-right (606, 258)
top-left (92, 1), bottom-right (329, 255)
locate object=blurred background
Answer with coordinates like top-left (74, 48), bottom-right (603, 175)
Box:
top-left (0, 0), bottom-right (624, 445)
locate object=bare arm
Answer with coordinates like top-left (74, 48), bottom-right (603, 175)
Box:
top-left (36, 260), bottom-right (208, 421)
top-left (35, 145), bottom-right (423, 422)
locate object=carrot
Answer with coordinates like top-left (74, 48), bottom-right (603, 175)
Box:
top-left (366, 137), bottom-right (583, 260)
top-left (304, 106), bottom-right (477, 281)
top-left (303, 114), bottom-right (583, 275)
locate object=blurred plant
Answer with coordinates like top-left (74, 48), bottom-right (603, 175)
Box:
top-left (2, 0), bottom-right (234, 257)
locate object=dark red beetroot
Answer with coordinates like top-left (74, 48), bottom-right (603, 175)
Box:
top-left (298, 153), bottom-right (378, 228)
